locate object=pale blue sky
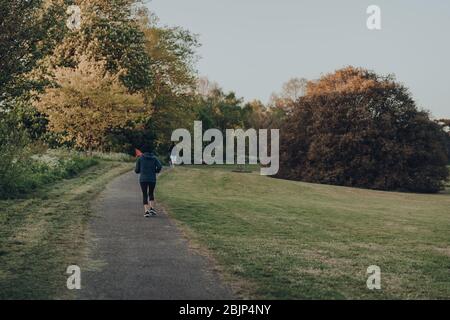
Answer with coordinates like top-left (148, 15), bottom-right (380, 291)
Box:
top-left (148, 0), bottom-right (450, 118)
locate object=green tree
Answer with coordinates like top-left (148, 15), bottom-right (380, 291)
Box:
top-left (196, 89), bottom-right (245, 132)
top-left (50, 0), bottom-right (152, 92)
top-left (0, 0), bottom-right (66, 103)
top-left (438, 119), bottom-right (450, 163)
top-left (0, 0), bottom-right (67, 197)
top-left (125, 11), bottom-right (201, 156)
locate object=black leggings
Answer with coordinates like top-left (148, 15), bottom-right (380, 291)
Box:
top-left (140, 181), bottom-right (156, 205)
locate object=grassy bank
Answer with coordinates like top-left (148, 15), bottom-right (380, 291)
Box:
top-left (1, 150), bottom-right (95, 199)
top-left (0, 160), bottom-right (132, 299)
top-left (0, 149), bottom-right (134, 200)
top-left (157, 166), bottom-right (450, 299)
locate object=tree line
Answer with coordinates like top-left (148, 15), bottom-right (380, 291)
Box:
top-left (1, 1), bottom-right (277, 155)
top-left (1, 0), bottom-right (449, 194)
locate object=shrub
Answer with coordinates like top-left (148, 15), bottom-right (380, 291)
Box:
top-left (0, 146), bottom-right (99, 199)
top-left (277, 67), bottom-right (449, 193)
top-left (0, 115), bottom-right (32, 198)
top-left (91, 151), bottom-right (134, 162)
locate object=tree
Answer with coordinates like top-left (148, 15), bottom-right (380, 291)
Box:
top-left (130, 11), bottom-right (200, 156)
top-left (278, 67), bottom-right (449, 193)
top-left (49, 0), bottom-right (153, 92)
top-left (0, 0), bottom-right (66, 104)
top-left (20, 0), bottom-right (157, 151)
top-left (0, 0), bottom-right (67, 197)
top-left (196, 89), bottom-right (245, 132)
top-left (196, 76), bottom-right (220, 98)
top-left (269, 77), bottom-right (307, 114)
top-left (35, 57), bottom-right (146, 152)
top-left (242, 100), bottom-right (284, 130)
top-left (242, 100), bottom-right (268, 129)
top-left (141, 17), bottom-right (200, 98)
top-left (438, 119), bottom-right (450, 163)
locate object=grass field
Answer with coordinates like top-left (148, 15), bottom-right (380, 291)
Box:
top-left (0, 160), bottom-right (132, 299)
top-left (158, 165), bottom-right (450, 299)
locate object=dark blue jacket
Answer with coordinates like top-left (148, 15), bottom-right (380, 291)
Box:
top-left (135, 152), bottom-right (162, 183)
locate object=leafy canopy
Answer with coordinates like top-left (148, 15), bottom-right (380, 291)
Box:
top-left (278, 67), bottom-right (449, 193)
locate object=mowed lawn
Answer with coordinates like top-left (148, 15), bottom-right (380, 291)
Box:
top-left (158, 166), bottom-right (450, 299)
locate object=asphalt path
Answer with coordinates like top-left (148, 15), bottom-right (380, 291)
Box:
top-left (79, 170), bottom-right (233, 300)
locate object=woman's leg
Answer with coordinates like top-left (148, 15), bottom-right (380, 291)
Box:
top-left (140, 182), bottom-right (150, 213)
top-left (148, 182), bottom-right (156, 209)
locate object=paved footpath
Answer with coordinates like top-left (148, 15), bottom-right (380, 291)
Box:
top-left (79, 170), bottom-right (234, 300)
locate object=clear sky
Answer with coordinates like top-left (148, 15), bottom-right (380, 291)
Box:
top-left (147, 0), bottom-right (450, 118)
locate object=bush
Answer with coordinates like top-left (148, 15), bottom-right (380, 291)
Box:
top-left (0, 145), bottom-right (99, 199)
top-left (0, 115), bottom-right (32, 198)
top-left (91, 151), bottom-right (134, 162)
top-left (277, 67), bottom-right (449, 193)
top-left (29, 156), bottom-right (98, 181)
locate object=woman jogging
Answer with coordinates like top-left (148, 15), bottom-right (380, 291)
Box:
top-left (135, 146), bottom-right (163, 217)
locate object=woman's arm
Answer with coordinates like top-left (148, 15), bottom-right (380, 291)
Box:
top-left (135, 157), bottom-right (141, 174)
top-left (155, 158), bottom-right (162, 173)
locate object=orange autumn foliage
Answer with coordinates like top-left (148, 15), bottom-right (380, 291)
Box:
top-left (278, 67), bottom-right (449, 193)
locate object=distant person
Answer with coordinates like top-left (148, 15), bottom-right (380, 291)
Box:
top-left (135, 146), bottom-right (162, 218)
top-left (169, 142), bottom-right (177, 168)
